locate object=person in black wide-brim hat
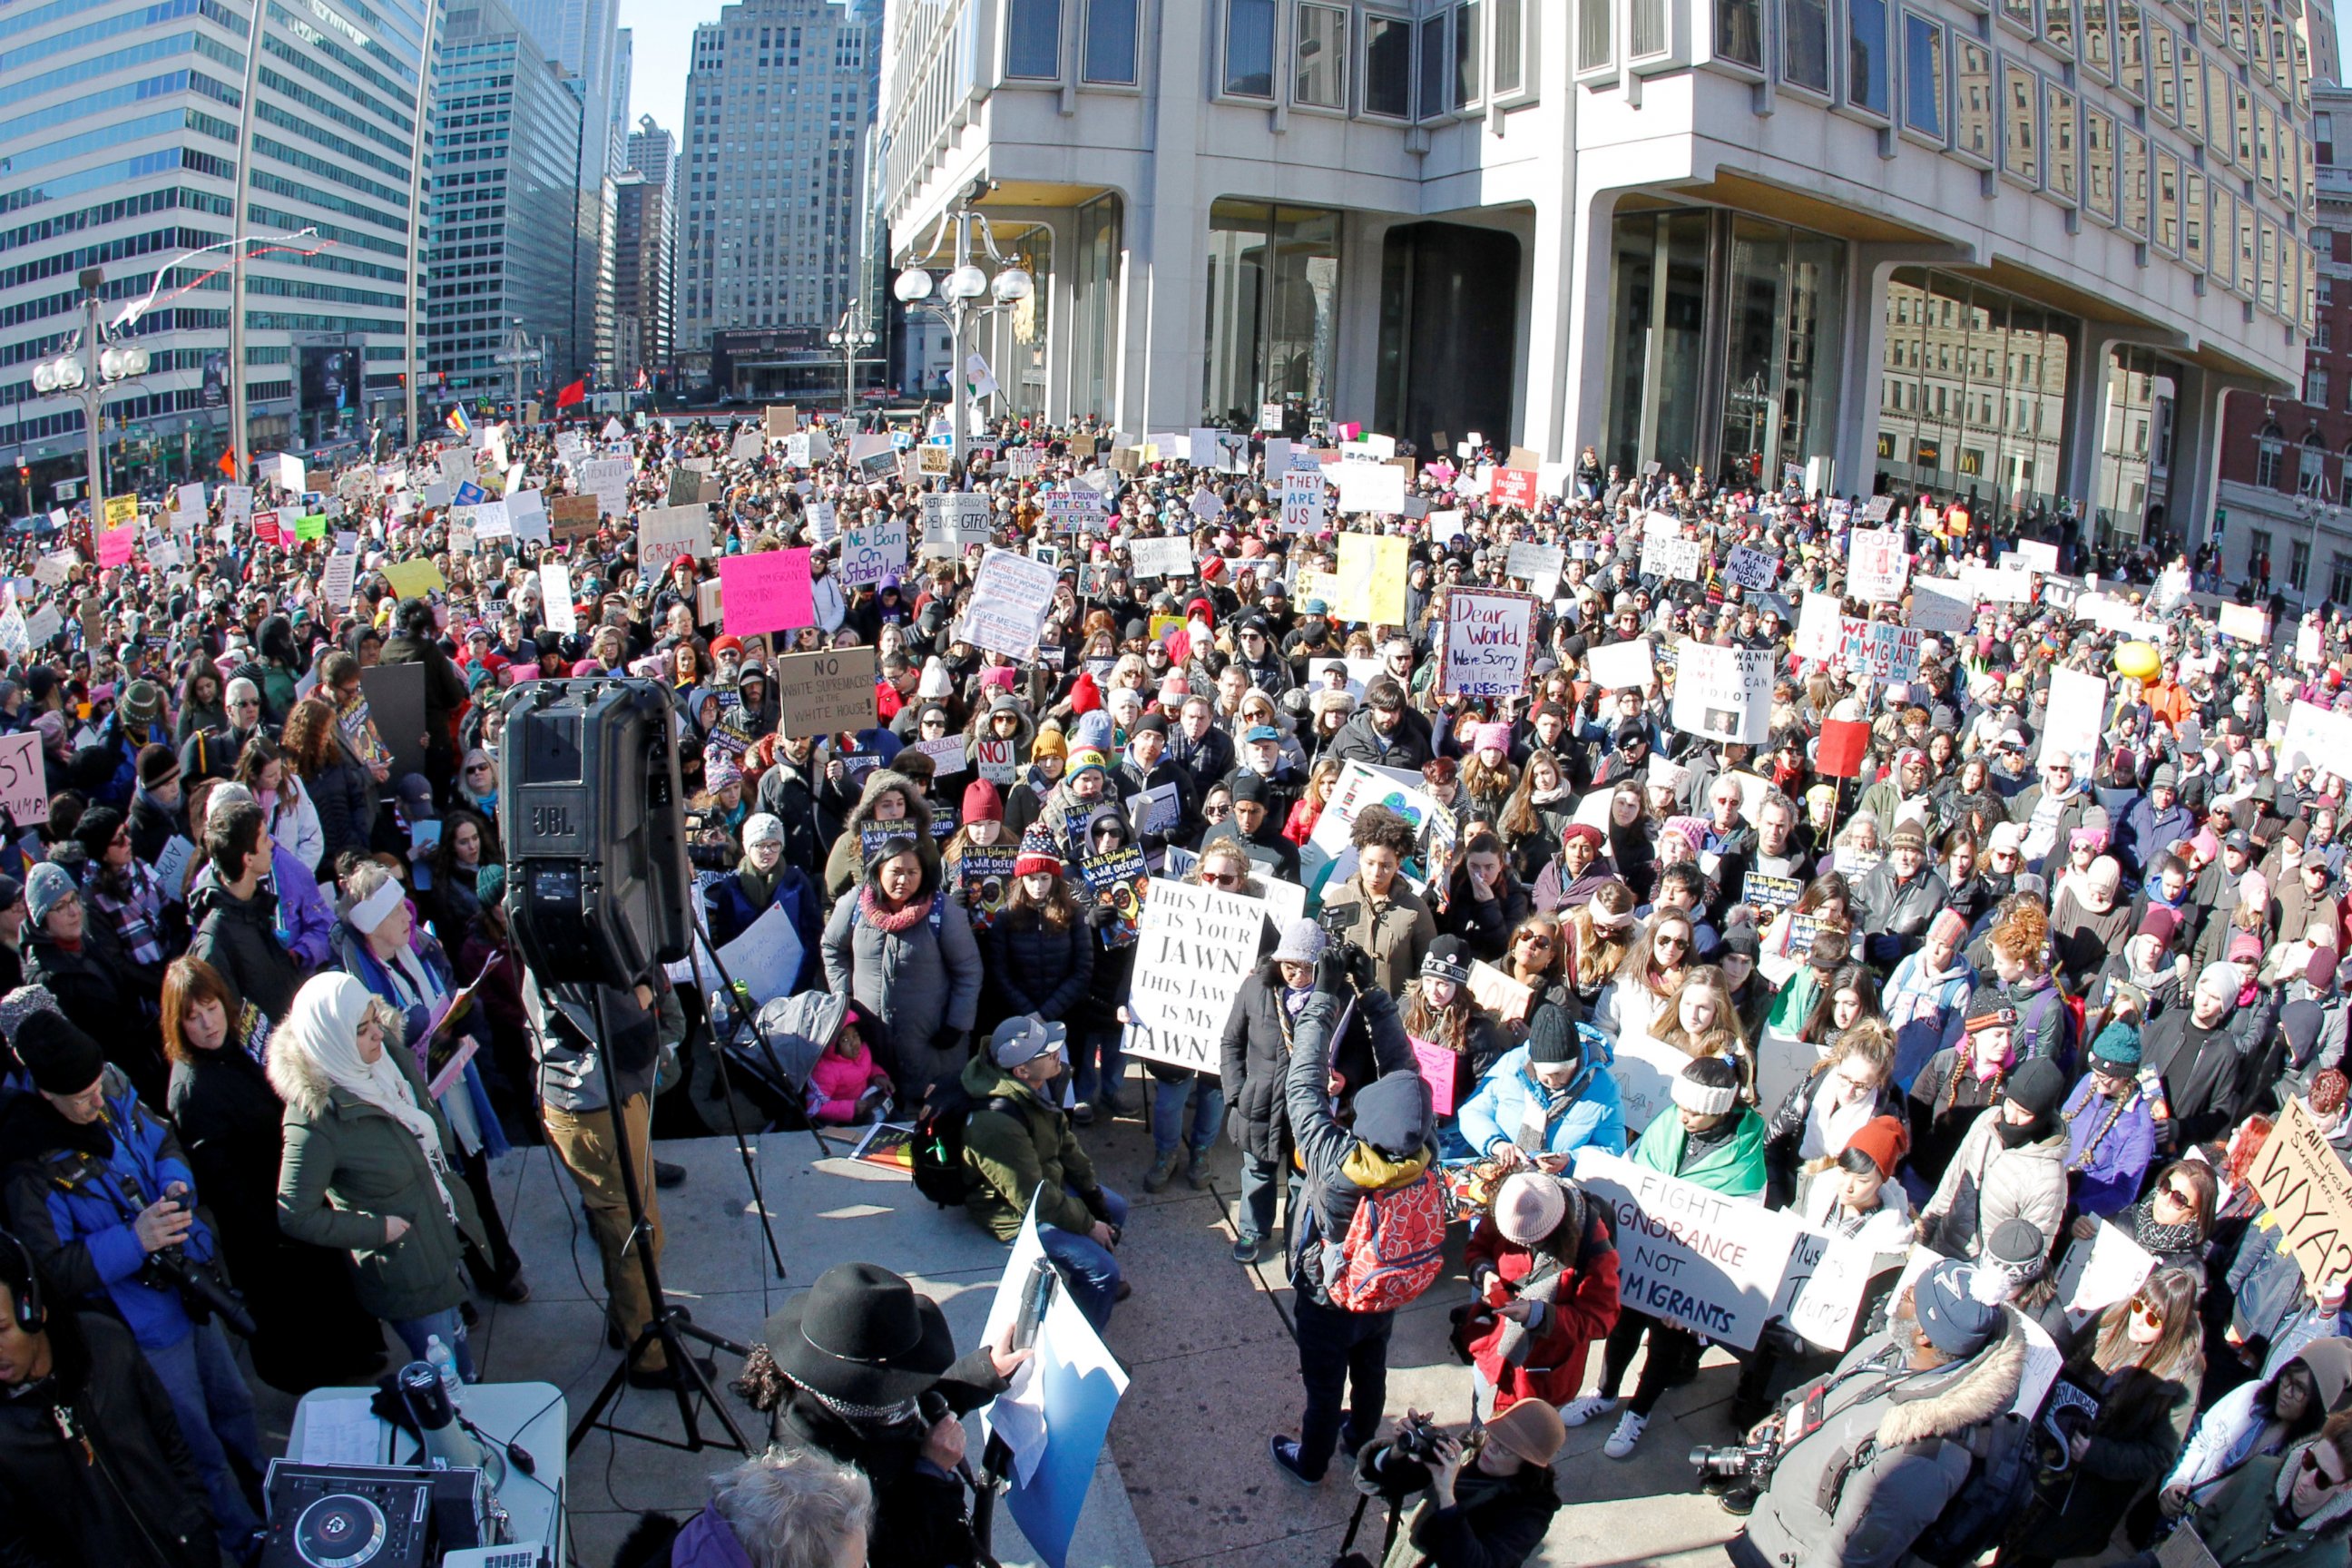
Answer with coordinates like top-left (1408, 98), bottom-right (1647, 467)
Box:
top-left (732, 1262), bottom-right (1029, 1568)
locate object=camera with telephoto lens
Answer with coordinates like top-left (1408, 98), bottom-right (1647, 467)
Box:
top-left (134, 1191), bottom-right (258, 1338)
top-left (1689, 1436), bottom-right (1779, 1488)
top-left (1390, 1410), bottom-right (1446, 1465)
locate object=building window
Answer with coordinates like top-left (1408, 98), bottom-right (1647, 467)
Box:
top-left (2318, 317), bottom-right (2332, 350)
top-left (1955, 39), bottom-right (1993, 160)
top-left (2249, 529), bottom-right (2273, 580)
top-left (1364, 14), bottom-right (1413, 113)
top-left (1417, 12), bottom-right (1449, 113)
top-left (1782, 0), bottom-right (1830, 91)
top-left (2046, 83), bottom-right (2077, 201)
top-left (1297, 3), bottom-right (1348, 105)
top-left (1493, 0), bottom-right (1524, 90)
top-left (2002, 63), bottom-right (2039, 184)
top-left (1226, 0), bottom-right (1278, 96)
top-left (1904, 13), bottom-right (1945, 140)
top-left (2255, 423), bottom-right (2284, 488)
top-left (1455, 0), bottom-right (1482, 102)
top-left (2303, 436), bottom-right (2328, 492)
top-left (1577, 0), bottom-right (1613, 72)
top-left (2332, 552), bottom-right (2352, 605)
top-left (1202, 200), bottom-right (1340, 424)
top-left (2293, 538), bottom-right (2311, 591)
top-left (1006, 0), bottom-right (1061, 77)
top-left (1850, 0), bottom-right (1891, 114)
top-left (1717, 0), bottom-right (1764, 66)
top-left (1084, 0), bottom-right (1139, 83)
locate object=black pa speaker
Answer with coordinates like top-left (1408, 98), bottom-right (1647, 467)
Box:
top-left (497, 679), bottom-right (691, 986)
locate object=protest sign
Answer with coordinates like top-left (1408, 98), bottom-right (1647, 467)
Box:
top-left (1331, 534), bottom-right (1408, 624)
top-left (838, 516), bottom-right (909, 589)
top-left (1128, 535), bottom-right (1193, 579)
top-left (638, 505), bottom-right (710, 572)
top-left (2248, 1095), bottom-right (2352, 1290)
top-left (776, 647), bottom-right (877, 738)
top-left (697, 578), bottom-right (723, 627)
top-left (1438, 589), bottom-right (1538, 697)
top-left (1723, 544), bottom-right (1780, 589)
top-left (2218, 602), bottom-right (2271, 644)
top-left (1671, 641), bottom-right (1772, 744)
top-left (960, 846), bottom-right (1018, 931)
top-left (972, 737), bottom-right (1018, 784)
top-left (1125, 881), bottom-right (1264, 1070)
top-left (1584, 638), bottom-right (1654, 691)
top-left (1082, 846), bottom-right (1148, 946)
top-left (2278, 700), bottom-right (2352, 779)
top-left (717, 549), bottom-right (814, 637)
top-left (2038, 666), bottom-right (2108, 774)
top-left (0, 731), bottom-right (47, 826)
top-left (1303, 760), bottom-right (1445, 897)
top-left (382, 558), bottom-right (445, 598)
top-left (1572, 1148), bottom-right (1804, 1351)
top-left (1335, 462), bottom-right (1406, 515)
top-left (549, 494), bottom-right (602, 539)
top-left (1504, 542), bottom-right (1565, 598)
top-left (1842, 620), bottom-right (1924, 683)
top-left (2014, 538), bottom-right (2061, 573)
top-left (580, 456), bottom-right (633, 515)
top-left (1794, 592), bottom-right (1845, 662)
top-left (910, 734), bottom-right (968, 777)
top-left (1641, 534), bottom-right (1703, 581)
top-left (2053, 1219), bottom-right (2158, 1324)
top-left (1279, 470), bottom-right (1326, 533)
top-left (1907, 577), bottom-right (1976, 635)
top-left (1490, 468), bottom-right (1538, 508)
top-left (1849, 528), bottom-right (1908, 602)
top-left (1607, 1031), bottom-right (1699, 1136)
top-left (963, 547), bottom-right (1059, 660)
top-left (1780, 1230), bottom-right (1907, 1352)
top-left (540, 564), bottom-right (577, 634)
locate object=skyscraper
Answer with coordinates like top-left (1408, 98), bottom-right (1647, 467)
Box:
top-left (678, 0), bottom-right (875, 384)
top-left (506, 0), bottom-right (622, 381)
top-left (616, 117), bottom-right (678, 383)
top-left (425, 0), bottom-right (586, 406)
top-left (0, 0), bottom-right (436, 485)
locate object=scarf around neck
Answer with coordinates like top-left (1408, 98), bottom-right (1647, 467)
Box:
top-left (858, 885), bottom-right (932, 933)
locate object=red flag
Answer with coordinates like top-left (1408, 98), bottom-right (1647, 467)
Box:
top-left (554, 378), bottom-right (586, 408)
top-left (216, 448), bottom-right (237, 479)
top-left (1816, 719), bottom-right (1870, 779)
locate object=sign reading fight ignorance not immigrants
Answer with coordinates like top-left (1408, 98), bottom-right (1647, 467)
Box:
top-left (1573, 1148), bottom-right (1805, 1351)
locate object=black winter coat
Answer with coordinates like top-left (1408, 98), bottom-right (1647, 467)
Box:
top-left (1760, 1060), bottom-right (1910, 1210)
top-left (166, 1038), bottom-right (382, 1392)
top-left (752, 759), bottom-right (828, 881)
top-left (305, 752), bottom-right (374, 877)
top-left (23, 926), bottom-right (162, 1103)
top-left (1353, 1443), bottom-right (1562, 1568)
top-left (124, 790), bottom-right (182, 867)
top-left (0, 1310), bottom-right (218, 1568)
top-left (1220, 965), bottom-right (1299, 1164)
top-left (979, 907), bottom-right (1095, 1030)
top-left (766, 1343), bottom-right (1011, 1568)
top-left (187, 878), bottom-right (304, 1028)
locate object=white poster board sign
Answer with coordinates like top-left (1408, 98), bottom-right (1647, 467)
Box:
top-left (1124, 881), bottom-right (1268, 1070)
top-left (1572, 1148), bottom-right (1800, 1352)
top-left (1671, 641), bottom-right (1773, 744)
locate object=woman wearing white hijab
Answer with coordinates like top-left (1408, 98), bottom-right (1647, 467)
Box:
top-left (270, 972), bottom-right (490, 1377)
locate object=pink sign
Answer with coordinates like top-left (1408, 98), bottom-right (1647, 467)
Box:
top-left (1410, 1035), bottom-right (1461, 1117)
top-left (717, 548), bottom-right (813, 637)
top-left (96, 524), bottom-right (134, 568)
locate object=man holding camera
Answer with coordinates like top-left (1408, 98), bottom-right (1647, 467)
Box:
top-left (1728, 1258), bottom-right (2028, 1568)
top-left (1345, 1400), bottom-right (1566, 1568)
top-left (0, 1008), bottom-right (264, 1552)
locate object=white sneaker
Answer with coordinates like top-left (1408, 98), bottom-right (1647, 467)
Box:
top-left (1563, 1395), bottom-right (1618, 1427)
top-left (1603, 1410), bottom-right (1649, 1459)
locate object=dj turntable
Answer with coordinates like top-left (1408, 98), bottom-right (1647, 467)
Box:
top-left (259, 1462), bottom-right (488, 1568)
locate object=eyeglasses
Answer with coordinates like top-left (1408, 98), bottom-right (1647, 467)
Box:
top-left (1516, 932), bottom-right (1553, 949)
top-left (1204, 803), bottom-right (1230, 818)
top-left (1655, 934), bottom-right (1689, 952)
top-left (1200, 869), bottom-right (1241, 887)
top-left (2127, 1294), bottom-right (2165, 1324)
top-left (2155, 1182), bottom-right (2194, 1206)
top-left (467, 762), bottom-right (495, 775)
top-left (2302, 1449), bottom-right (2349, 1490)
top-left (231, 699), bottom-right (260, 710)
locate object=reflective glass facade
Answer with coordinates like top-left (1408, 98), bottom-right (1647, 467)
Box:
top-left (1875, 267), bottom-right (2074, 510)
top-left (1201, 199), bottom-right (1339, 426)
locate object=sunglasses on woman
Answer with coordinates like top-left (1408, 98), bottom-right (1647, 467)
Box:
top-left (1516, 932), bottom-right (1553, 950)
top-left (1655, 934), bottom-right (1689, 952)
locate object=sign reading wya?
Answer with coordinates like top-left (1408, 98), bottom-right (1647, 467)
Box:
top-left (1439, 589), bottom-right (1538, 697)
top-left (2249, 1095), bottom-right (2352, 1290)
top-left (1124, 881), bottom-right (1266, 1071)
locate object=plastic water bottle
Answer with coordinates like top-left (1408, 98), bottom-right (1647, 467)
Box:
top-left (425, 1335), bottom-right (464, 1408)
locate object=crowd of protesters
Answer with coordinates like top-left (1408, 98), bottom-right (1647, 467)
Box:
top-left (1, 397), bottom-right (2350, 1568)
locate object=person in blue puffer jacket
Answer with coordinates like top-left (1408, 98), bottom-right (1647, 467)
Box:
top-left (1455, 1004), bottom-right (1625, 1166)
top-left (702, 812), bottom-right (824, 995)
top-left (0, 1007), bottom-right (266, 1552)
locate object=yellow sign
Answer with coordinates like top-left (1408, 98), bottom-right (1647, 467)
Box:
top-left (1330, 535), bottom-right (1408, 625)
top-left (103, 494), bottom-right (136, 527)
top-left (382, 558), bottom-right (446, 598)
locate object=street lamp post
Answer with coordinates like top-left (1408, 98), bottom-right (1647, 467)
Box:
top-left (826, 309), bottom-right (877, 423)
top-left (891, 188), bottom-right (1034, 466)
top-left (490, 322), bottom-right (545, 426)
top-left (31, 267), bottom-right (150, 525)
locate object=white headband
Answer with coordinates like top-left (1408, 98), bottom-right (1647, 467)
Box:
top-left (348, 879), bottom-right (406, 935)
top-left (1592, 904), bottom-right (1636, 932)
top-left (1671, 1073), bottom-right (1740, 1117)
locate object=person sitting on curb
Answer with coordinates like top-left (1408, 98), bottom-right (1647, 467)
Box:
top-left (959, 1015), bottom-right (1129, 1329)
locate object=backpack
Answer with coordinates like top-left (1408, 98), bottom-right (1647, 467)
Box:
top-left (1906, 1413), bottom-right (2041, 1568)
top-left (1322, 1168), bottom-right (1448, 1313)
top-left (908, 1071), bottom-right (1015, 1209)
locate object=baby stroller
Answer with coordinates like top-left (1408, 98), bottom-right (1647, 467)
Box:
top-left (714, 987), bottom-right (847, 1128)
